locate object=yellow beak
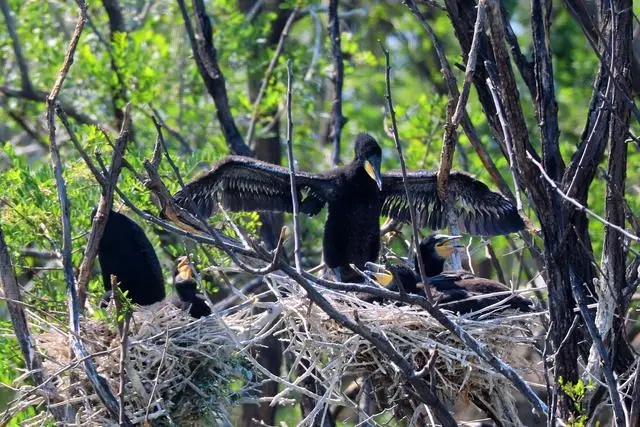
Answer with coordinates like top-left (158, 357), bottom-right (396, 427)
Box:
top-left (373, 270), bottom-right (394, 287)
top-left (177, 257), bottom-right (193, 280)
top-left (434, 235), bottom-right (462, 259)
top-left (364, 158), bottom-right (383, 190)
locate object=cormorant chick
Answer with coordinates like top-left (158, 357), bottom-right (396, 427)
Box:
top-left (415, 235), bottom-right (534, 314)
top-left (171, 257), bottom-right (211, 319)
top-left (366, 235), bottom-right (533, 315)
top-left (95, 209), bottom-right (165, 306)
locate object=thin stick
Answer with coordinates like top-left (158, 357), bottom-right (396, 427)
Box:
top-left (485, 69), bottom-right (524, 213)
top-left (245, 9), bottom-right (299, 147)
top-left (118, 315), bottom-right (131, 426)
top-left (328, 0), bottom-right (345, 165)
top-left (437, 0), bottom-right (485, 199)
top-left (572, 281), bottom-right (626, 425)
top-left (379, 41), bottom-right (434, 306)
top-left (285, 59), bottom-right (302, 271)
top-left (0, 219), bottom-right (70, 422)
top-left (527, 150), bottom-right (639, 242)
top-left (76, 104), bottom-right (132, 309)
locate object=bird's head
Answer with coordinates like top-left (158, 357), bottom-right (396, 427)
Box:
top-left (364, 261), bottom-right (394, 286)
top-left (416, 234), bottom-right (463, 276)
top-left (354, 133), bottom-right (383, 190)
top-left (174, 256), bottom-right (198, 298)
top-left (420, 234), bottom-right (463, 260)
top-left (175, 256), bottom-right (193, 281)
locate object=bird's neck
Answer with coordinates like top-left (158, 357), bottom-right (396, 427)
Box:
top-left (416, 255), bottom-right (445, 277)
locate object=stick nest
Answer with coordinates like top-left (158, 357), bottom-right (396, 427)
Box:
top-left (9, 303), bottom-right (264, 426)
top-left (267, 276), bottom-right (542, 426)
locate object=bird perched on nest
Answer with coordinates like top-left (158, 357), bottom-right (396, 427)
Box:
top-left (94, 209), bottom-right (166, 306)
top-left (372, 235), bottom-right (533, 315)
top-left (170, 257), bottom-right (211, 318)
top-left (173, 133), bottom-right (524, 283)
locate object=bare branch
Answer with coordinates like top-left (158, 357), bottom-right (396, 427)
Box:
top-left (438, 0), bottom-right (486, 199)
top-left (526, 150), bottom-right (639, 242)
top-left (0, 0), bottom-right (33, 93)
top-left (57, 107), bottom-right (108, 188)
top-left (76, 104), bottom-right (133, 310)
top-left (485, 70), bottom-right (525, 214)
top-left (380, 41), bottom-right (434, 306)
top-left (176, 0), bottom-right (251, 156)
top-left (285, 60), bottom-right (302, 271)
top-left (148, 105), bottom-right (192, 153)
top-left (531, 0), bottom-right (563, 178)
top-left (0, 219), bottom-right (71, 422)
top-left (572, 281), bottom-right (626, 425)
top-left (328, 0), bottom-right (346, 165)
top-left (1, 85), bottom-right (103, 127)
top-left (245, 8), bottom-right (299, 147)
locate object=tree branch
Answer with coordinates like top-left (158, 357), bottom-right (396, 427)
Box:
top-left (75, 104), bottom-right (133, 310)
top-left (328, 0), bottom-right (346, 165)
top-left (531, 0), bottom-right (563, 178)
top-left (572, 281), bottom-right (626, 425)
top-left (0, 219), bottom-right (71, 422)
top-left (285, 60), bottom-right (302, 271)
top-left (0, 85), bottom-right (103, 127)
top-left (245, 8), bottom-right (299, 147)
top-left (0, 0), bottom-right (33, 93)
top-left (177, 0), bottom-right (251, 156)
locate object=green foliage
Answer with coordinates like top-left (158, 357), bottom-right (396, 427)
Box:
top-left (558, 377), bottom-right (596, 427)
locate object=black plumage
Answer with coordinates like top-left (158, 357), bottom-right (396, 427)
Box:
top-left (173, 133), bottom-right (524, 281)
top-left (170, 257), bottom-right (211, 319)
top-left (95, 209), bottom-right (165, 306)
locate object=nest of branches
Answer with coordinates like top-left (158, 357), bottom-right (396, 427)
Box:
top-left (267, 275), bottom-right (542, 426)
top-left (7, 303), bottom-right (263, 426)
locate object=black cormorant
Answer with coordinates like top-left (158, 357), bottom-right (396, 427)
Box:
top-left (173, 133), bottom-right (524, 282)
top-left (170, 256), bottom-right (211, 318)
top-left (95, 209), bottom-right (166, 306)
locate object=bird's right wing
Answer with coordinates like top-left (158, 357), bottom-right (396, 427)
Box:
top-left (381, 170), bottom-right (524, 236)
top-left (173, 156), bottom-right (336, 218)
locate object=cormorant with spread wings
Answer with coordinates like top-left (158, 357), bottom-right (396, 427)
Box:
top-left (173, 133), bottom-right (523, 281)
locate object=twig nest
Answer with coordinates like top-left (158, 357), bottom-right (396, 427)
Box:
top-left (11, 303), bottom-right (260, 426)
top-left (266, 275), bottom-right (542, 426)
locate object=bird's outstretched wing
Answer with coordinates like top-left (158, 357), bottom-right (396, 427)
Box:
top-left (173, 156), bottom-right (336, 218)
top-left (380, 170), bottom-right (524, 235)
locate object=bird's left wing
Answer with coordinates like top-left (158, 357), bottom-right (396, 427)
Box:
top-left (173, 156), bottom-right (336, 218)
top-left (380, 170), bottom-right (524, 236)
